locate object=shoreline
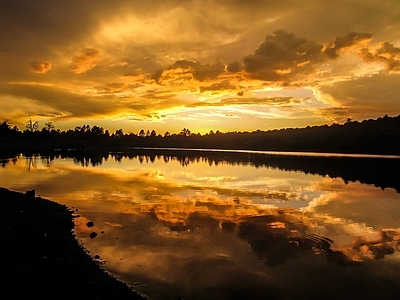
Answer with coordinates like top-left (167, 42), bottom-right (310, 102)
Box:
top-left (0, 187), bottom-right (147, 299)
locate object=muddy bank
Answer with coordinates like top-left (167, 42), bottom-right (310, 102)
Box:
top-left (0, 187), bottom-right (147, 299)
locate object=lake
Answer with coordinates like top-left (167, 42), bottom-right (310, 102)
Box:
top-left (1, 149), bottom-right (400, 299)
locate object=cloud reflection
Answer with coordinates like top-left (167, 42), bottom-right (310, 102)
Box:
top-left (2, 153), bottom-right (400, 299)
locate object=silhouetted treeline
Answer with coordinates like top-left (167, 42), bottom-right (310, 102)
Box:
top-left (1, 114), bottom-right (400, 155)
top-left (2, 149), bottom-right (400, 193)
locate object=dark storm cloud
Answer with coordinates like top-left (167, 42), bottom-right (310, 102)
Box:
top-left (153, 30), bottom-right (398, 88)
top-left (152, 30), bottom-right (322, 86)
top-left (237, 30), bottom-right (399, 85)
top-left (149, 29), bottom-right (399, 92)
top-left (241, 30), bottom-right (324, 81)
top-left (226, 61), bottom-right (243, 73)
top-left (194, 61), bottom-right (226, 81)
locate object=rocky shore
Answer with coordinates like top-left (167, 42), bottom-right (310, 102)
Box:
top-left (0, 187), bottom-right (147, 299)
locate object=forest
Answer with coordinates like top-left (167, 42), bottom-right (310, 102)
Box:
top-left (1, 114), bottom-right (400, 156)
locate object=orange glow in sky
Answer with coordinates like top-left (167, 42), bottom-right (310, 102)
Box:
top-left (1, 1), bottom-right (400, 134)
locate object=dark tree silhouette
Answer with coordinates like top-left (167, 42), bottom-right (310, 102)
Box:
top-left (26, 119), bottom-right (39, 132)
top-left (180, 128), bottom-right (191, 136)
top-left (113, 129), bottom-right (124, 138)
top-left (44, 122), bottom-right (55, 131)
top-left (139, 129), bottom-right (146, 137)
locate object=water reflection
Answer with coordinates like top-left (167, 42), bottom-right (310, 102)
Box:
top-left (1, 151), bottom-right (400, 299)
top-left (2, 149), bottom-right (400, 192)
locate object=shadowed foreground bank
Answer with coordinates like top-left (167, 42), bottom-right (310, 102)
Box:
top-left (0, 188), bottom-right (147, 300)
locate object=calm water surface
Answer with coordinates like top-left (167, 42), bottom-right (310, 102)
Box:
top-left (1, 150), bottom-right (400, 299)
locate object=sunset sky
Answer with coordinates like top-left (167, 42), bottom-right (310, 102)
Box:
top-left (1, 0), bottom-right (400, 135)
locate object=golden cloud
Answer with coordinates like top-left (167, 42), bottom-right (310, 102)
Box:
top-left (323, 32), bottom-right (372, 59)
top-left (153, 59), bottom-right (226, 84)
top-left (29, 61), bottom-right (52, 73)
top-left (149, 30), bottom-right (395, 93)
top-left (185, 96), bottom-right (297, 108)
top-left (70, 48), bottom-right (101, 74)
top-left (317, 73), bottom-right (400, 121)
top-left (359, 41), bottom-right (400, 72)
